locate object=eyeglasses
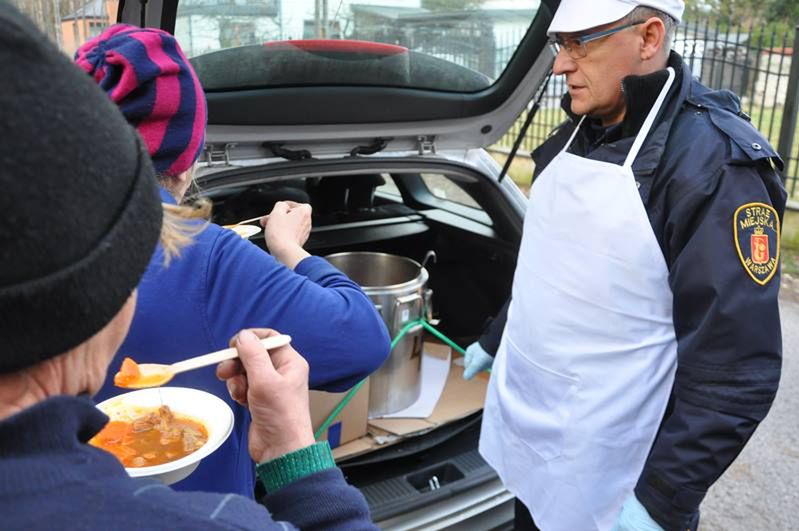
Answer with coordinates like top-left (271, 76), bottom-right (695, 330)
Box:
top-left (548, 21), bottom-right (645, 60)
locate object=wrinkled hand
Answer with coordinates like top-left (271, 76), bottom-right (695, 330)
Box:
top-left (463, 341), bottom-right (494, 380)
top-left (610, 496), bottom-right (664, 531)
top-left (262, 201), bottom-right (312, 269)
top-left (217, 328), bottom-right (315, 463)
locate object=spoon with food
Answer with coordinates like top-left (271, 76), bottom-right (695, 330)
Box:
top-left (114, 334), bottom-right (292, 389)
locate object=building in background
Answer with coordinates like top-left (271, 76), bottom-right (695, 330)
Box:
top-left (61, 0), bottom-right (117, 56)
top-left (9, 0), bottom-right (118, 55)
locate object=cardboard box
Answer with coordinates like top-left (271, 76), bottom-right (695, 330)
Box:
top-left (329, 341), bottom-right (489, 461)
top-left (310, 378), bottom-right (370, 449)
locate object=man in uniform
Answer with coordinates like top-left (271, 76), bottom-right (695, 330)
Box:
top-left (467, 1), bottom-right (785, 530)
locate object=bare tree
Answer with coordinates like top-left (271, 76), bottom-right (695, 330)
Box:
top-left (9, 0), bottom-right (62, 47)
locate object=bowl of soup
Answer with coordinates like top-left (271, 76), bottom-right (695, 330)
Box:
top-left (92, 387), bottom-right (234, 485)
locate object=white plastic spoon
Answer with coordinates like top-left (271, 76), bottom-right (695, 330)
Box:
top-left (114, 334), bottom-right (292, 389)
top-left (226, 215), bottom-right (264, 226)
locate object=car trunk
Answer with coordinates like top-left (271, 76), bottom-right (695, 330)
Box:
top-left (196, 154), bottom-right (521, 526)
top-left (199, 155), bottom-right (521, 351)
top-left (117, 0), bottom-right (560, 525)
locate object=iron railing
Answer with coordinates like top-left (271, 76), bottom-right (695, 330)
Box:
top-left (495, 19), bottom-right (799, 195)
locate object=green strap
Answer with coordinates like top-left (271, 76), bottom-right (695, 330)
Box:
top-left (313, 318), bottom-right (466, 441)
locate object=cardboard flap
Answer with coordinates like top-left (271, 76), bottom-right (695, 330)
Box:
top-left (332, 342), bottom-right (488, 461)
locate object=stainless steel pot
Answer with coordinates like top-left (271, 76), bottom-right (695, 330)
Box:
top-left (325, 251), bottom-right (432, 417)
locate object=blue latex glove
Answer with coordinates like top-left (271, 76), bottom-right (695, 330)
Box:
top-left (463, 341), bottom-right (494, 380)
top-left (610, 495), bottom-right (664, 531)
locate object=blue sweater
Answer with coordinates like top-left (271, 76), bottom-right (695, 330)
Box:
top-left (95, 189), bottom-right (390, 497)
top-left (0, 396), bottom-right (376, 531)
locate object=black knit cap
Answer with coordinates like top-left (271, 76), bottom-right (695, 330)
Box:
top-left (0, 4), bottom-right (162, 373)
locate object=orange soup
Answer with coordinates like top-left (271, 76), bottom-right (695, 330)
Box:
top-left (90, 405), bottom-right (208, 467)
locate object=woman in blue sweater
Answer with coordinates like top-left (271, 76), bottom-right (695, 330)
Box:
top-left (0, 9), bottom-right (374, 529)
top-left (75, 25), bottom-right (391, 498)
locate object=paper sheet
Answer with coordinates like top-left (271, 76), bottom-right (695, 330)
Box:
top-left (375, 347), bottom-right (452, 419)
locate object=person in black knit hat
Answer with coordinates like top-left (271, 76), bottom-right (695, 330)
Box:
top-left (0, 4), bottom-right (376, 530)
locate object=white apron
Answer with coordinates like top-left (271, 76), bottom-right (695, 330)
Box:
top-left (480, 68), bottom-right (678, 531)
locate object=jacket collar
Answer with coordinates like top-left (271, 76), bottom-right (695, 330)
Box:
top-left (0, 395), bottom-right (126, 496)
top-left (0, 395), bottom-right (108, 456)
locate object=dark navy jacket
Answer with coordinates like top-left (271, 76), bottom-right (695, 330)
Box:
top-left (0, 396), bottom-right (376, 531)
top-left (96, 188), bottom-right (391, 498)
top-left (481, 54), bottom-right (785, 530)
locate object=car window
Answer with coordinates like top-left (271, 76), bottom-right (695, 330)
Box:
top-left (421, 173), bottom-right (480, 209)
top-left (176, 0), bottom-right (540, 93)
top-left (376, 173), bottom-right (402, 198)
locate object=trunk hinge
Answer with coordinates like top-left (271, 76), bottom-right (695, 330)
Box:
top-left (350, 137), bottom-right (393, 157)
top-left (204, 143), bottom-right (237, 167)
top-left (264, 142), bottom-right (314, 161)
top-left (417, 135), bottom-right (436, 156)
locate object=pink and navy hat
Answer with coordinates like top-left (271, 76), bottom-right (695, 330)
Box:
top-left (75, 25), bottom-right (207, 177)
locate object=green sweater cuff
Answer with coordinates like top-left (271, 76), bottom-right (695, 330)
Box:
top-left (256, 442), bottom-right (336, 493)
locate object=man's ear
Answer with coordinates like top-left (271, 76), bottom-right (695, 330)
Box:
top-left (640, 16), bottom-right (667, 61)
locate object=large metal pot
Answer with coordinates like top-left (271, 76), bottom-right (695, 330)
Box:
top-left (325, 252), bottom-right (431, 417)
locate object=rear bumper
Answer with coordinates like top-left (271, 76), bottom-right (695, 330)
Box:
top-left (377, 477), bottom-right (513, 530)
top-left (340, 413), bottom-right (514, 530)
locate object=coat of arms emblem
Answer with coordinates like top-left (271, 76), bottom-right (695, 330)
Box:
top-left (750, 227), bottom-right (770, 265)
top-left (734, 203), bottom-right (780, 285)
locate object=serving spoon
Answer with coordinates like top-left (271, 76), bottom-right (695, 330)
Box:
top-left (114, 334), bottom-right (292, 389)
top-left (223, 215), bottom-right (264, 227)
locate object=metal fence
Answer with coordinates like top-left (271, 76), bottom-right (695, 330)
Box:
top-left (495, 19), bottom-right (799, 195)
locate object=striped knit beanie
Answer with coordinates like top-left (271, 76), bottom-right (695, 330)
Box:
top-left (75, 25), bottom-right (207, 177)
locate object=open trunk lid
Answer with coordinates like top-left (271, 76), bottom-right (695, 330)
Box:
top-left (118, 0), bottom-right (559, 162)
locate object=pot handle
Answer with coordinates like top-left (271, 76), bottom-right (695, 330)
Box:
top-left (424, 288), bottom-right (438, 325)
top-left (393, 293), bottom-right (423, 333)
top-left (421, 250), bottom-right (437, 271)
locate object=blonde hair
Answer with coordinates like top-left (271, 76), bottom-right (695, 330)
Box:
top-left (160, 198), bottom-right (212, 265)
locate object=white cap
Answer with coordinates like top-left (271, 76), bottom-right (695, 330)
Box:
top-left (547, 0), bottom-right (684, 35)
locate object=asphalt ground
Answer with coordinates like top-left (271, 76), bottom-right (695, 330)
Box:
top-left (700, 293), bottom-right (799, 530)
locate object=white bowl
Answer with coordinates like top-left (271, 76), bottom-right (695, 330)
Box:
top-left (95, 387), bottom-right (234, 485)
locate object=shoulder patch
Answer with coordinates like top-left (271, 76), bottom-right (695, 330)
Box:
top-left (734, 202), bottom-right (780, 285)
